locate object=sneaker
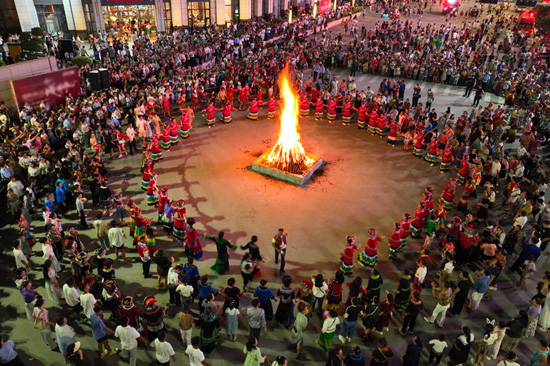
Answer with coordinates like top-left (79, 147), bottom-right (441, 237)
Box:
top-left (346, 337), bottom-right (351, 343)
top-left (118, 154), bottom-right (123, 158)
top-left (100, 350), bottom-right (108, 358)
top-left (423, 316), bottom-right (432, 323)
top-left (338, 335), bottom-right (346, 343)
top-left (109, 348), bottom-right (119, 355)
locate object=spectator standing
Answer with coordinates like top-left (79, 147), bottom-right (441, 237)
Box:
top-left (247, 299), bottom-right (267, 342)
top-left (32, 298), bottom-right (57, 351)
top-left (152, 331), bottom-right (176, 366)
top-left (0, 336), bottom-right (23, 366)
top-left (185, 336), bottom-right (210, 366)
top-left (243, 337), bottom-right (268, 366)
top-left (55, 316), bottom-right (77, 357)
top-left (115, 314), bottom-right (148, 366)
top-left (93, 213), bottom-right (110, 251)
top-left (90, 305), bottom-right (118, 358)
top-left (428, 334), bottom-right (448, 365)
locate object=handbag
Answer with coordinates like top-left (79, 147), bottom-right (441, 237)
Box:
top-left (34, 314), bottom-right (46, 330)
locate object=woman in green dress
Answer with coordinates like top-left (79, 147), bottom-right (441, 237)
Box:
top-left (291, 302), bottom-right (309, 359)
top-left (205, 231), bottom-right (237, 274)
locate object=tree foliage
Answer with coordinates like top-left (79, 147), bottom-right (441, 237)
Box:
top-left (20, 28), bottom-right (45, 60)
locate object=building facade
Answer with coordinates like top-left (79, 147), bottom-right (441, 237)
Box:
top-left (5, 0), bottom-right (289, 39)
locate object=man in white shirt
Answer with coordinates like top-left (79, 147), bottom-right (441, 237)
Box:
top-left (80, 282), bottom-right (97, 319)
top-left (12, 241), bottom-right (29, 269)
top-left (115, 315), bottom-right (148, 366)
top-left (167, 264), bottom-right (182, 306)
top-left (62, 277), bottom-right (83, 319)
top-left (108, 221), bottom-right (126, 260)
top-left (185, 336), bottom-right (209, 366)
top-left (152, 331), bottom-right (176, 365)
top-left (514, 212), bottom-right (528, 230)
top-left (176, 276), bottom-right (194, 312)
top-left (7, 177), bottom-right (24, 197)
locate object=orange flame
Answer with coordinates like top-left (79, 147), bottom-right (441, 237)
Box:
top-left (266, 66), bottom-right (314, 174)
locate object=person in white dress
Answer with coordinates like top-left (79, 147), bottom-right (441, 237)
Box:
top-left (539, 292), bottom-right (550, 331)
top-left (42, 260), bottom-right (61, 302)
top-left (42, 238), bottom-right (61, 272)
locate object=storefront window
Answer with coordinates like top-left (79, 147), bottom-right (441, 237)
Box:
top-left (82, 0), bottom-right (97, 35)
top-left (164, 0), bottom-right (172, 32)
top-left (225, 0), bottom-right (239, 24)
top-left (188, 1), bottom-right (210, 28)
top-left (35, 4), bottom-right (68, 36)
top-left (102, 5), bottom-right (157, 39)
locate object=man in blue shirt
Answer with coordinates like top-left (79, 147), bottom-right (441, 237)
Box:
top-left (44, 193), bottom-right (56, 214)
top-left (0, 336), bottom-right (22, 366)
top-left (55, 182), bottom-right (66, 215)
top-left (90, 305), bottom-right (118, 358)
top-left (468, 269), bottom-right (491, 312)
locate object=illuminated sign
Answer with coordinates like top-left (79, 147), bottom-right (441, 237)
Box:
top-left (319, 0), bottom-right (330, 14)
top-left (11, 67), bottom-right (82, 110)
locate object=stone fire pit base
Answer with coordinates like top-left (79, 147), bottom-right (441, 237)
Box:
top-left (250, 150), bottom-right (324, 186)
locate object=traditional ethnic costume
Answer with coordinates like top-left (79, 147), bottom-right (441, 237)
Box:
top-left (179, 113), bottom-right (190, 139)
top-left (326, 278), bottom-right (343, 311)
top-left (400, 213), bottom-right (412, 251)
top-left (169, 119), bottom-right (179, 145)
top-left (133, 209), bottom-right (146, 246)
top-left (439, 146), bottom-right (453, 172)
top-left (359, 229), bottom-right (382, 267)
top-left (145, 224), bottom-right (156, 253)
top-left (410, 204), bottom-right (429, 238)
top-left (162, 202), bottom-right (175, 233)
top-left (439, 178), bottom-right (458, 210)
top-left (160, 127), bottom-right (171, 150)
top-left (342, 102), bottom-right (352, 124)
top-left (205, 235), bottom-right (237, 274)
top-left (127, 199), bottom-right (136, 238)
top-left (141, 164), bottom-right (152, 191)
top-left (157, 187), bottom-right (169, 224)
top-left (375, 114), bottom-right (387, 136)
top-left (388, 223), bottom-right (402, 260)
top-left (340, 236), bottom-right (359, 275)
top-left (203, 103), bottom-right (216, 127)
top-left (413, 134), bottom-right (425, 157)
top-left (425, 139), bottom-right (438, 163)
top-left (247, 100), bottom-right (259, 120)
top-left (327, 100), bottom-right (337, 121)
top-left (185, 220), bottom-right (203, 260)
top-left (457, 181), bottom-right (474, 212)
top-left (387, 121), bottom-right (398, 145)
top-left (300, 96), bottom-right (310, 116)
top-left (220, 103), bottom-right (236, 123)
top-left (394, 273), bottom-right (412, 310)
top-left (368, 110), bottom-right (378, 135)
top-left (267, 97), bottom-right (276, 119)
top-left (457, 158), bottom-right (470, 185)
top-left (356, 103), bottom-right (368, 129)
top-left (151, 135), bottom-right (163, 162)
top-left (146, 175), bottom-right (159, 206)
top-left (314, 99), bottom-right (325, 120)
top-left (172, 202), bottom-right (187, 241)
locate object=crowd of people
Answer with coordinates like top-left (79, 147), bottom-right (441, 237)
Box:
top-left (1, 1), bottom-right (550, 366)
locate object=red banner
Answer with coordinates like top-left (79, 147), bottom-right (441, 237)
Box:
top-left (320, 0), bottom-right (330, 14)
top-left (11, 67), bottom-right (82, 110)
